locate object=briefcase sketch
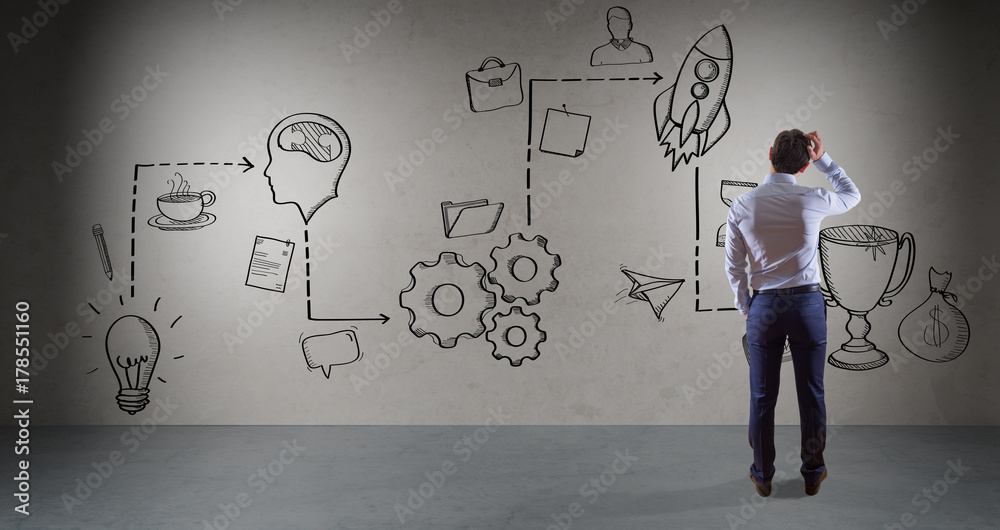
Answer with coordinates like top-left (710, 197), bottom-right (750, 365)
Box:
top-left (466, 56), bottom-right (523, 113)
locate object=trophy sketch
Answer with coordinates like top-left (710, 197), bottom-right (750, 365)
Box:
top-left (717, 180), bottom-right (757, 246)
top-left (819, 225), bottom-right (915, 371)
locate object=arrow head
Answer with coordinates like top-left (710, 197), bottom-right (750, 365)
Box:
top-left (379, 313), bottom-right (390, 324)
top-left (240, 156), bottom-right (254, 173)
top-left (650, 72), bottom-right (663, 85)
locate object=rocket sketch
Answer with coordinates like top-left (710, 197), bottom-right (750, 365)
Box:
top-left (654, 25), bottom-right (733, 170)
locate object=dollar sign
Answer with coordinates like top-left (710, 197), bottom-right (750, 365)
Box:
top-left (922, 304), bottom-right (950, 348)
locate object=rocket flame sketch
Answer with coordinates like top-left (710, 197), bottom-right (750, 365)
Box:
top-left (654, 25), bottom-right (733, 170)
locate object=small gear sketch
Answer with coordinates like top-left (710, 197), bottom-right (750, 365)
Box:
top-left (488, 233), bottom-right (561, 306)
top-left (486, 306), bottom-right (545, 367)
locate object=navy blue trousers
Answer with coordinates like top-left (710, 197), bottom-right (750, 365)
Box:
top-left (746, 289), bottom-right (827, 488)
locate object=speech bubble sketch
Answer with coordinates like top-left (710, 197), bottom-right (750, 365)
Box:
top-left (265, 113), bottom-right (351, 224)
top-left (301, 329), bottom-right (363, 378)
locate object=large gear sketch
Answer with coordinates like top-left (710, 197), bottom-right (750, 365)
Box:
top-left (399, 251), bottom-right (496, 348)
top-left (487, 306), bottom-right (545, 367)
top-left (488, 233), bottom-right (561, 306)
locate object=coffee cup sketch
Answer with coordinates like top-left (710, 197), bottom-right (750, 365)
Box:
top-left (157, 190), bottom-right (216, 222)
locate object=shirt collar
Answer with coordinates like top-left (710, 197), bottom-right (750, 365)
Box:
top-left (611, 38), bottom-right (633, 50)
top-left (763, 173), bottom-right (796, 184)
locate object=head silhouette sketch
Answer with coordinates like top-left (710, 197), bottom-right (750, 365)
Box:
top-left (607, 6), bottom-right (632, 40)
top-left (264, 113), bottom-right (351, 224)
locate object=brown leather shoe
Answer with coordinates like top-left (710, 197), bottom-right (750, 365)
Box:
top-left (805, 469), bottom-right (828, 496)
top-left (749, 473), bottom-right (771, 497)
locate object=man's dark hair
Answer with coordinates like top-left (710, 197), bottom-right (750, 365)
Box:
top-left (771, 129), bottom-right (810, 174)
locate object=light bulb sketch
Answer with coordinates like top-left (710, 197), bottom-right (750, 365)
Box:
top-left (105, 315), bottom-right (160, 414)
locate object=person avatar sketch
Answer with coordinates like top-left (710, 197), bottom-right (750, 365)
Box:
top-left (590, 6), bottom-right (653, 67)
top-left (264, 112), bottom-right (351, 224)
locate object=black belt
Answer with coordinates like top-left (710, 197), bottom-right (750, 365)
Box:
top-left (754, 284), bottom-right (821, 296)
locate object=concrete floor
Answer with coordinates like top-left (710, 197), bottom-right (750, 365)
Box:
top-left (1, 426), bottom-right (998, 529)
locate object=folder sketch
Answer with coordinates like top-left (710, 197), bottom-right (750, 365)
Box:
top-left (539, 107), bottom-right (591, 158)
top-left (441, 199), bottom-right (504, 238)
top-left (245, 236), bottom-right (295, 292)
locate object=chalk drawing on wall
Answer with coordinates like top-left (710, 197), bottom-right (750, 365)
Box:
top-left (717, 180), bottom-right (757, 247)
top-left (590, 6), bottom-right (653, 66)
top-left (265, 113), bottom-right (351, 224)
top-left (466, 56), bottom-right (523, 112)
top-left (820, 225), bottom-right (915, 371)
top-left (898, 267), bottom-right (970, 363)
top-left (148, 173), bottom-right (217, 231)
top-left (441, 199), bottom-right (504, 239)
top-left (619, 269), bottom-right (684, 321)
top-left (488, 233), bottom-right (561, 306)
top-left (654, 25), bottom-right (733, 170)
top-left (539, 105), bottom-right (592, 158)
top-left (301, 329), bottom-right (363, 377)
top-left (487, 306), bottom-right (546, 367)
top-left (400, 251), bottom-right (497, 348)
top-left (245, 236), bottom-right (295, 293)
top-left (92, 223), bottom-right (114, 280)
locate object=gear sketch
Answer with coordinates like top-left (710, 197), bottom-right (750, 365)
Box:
top-left (486, 306), bottom-right (545, 367)
top-left (488, 233), bottom-right (561, 306)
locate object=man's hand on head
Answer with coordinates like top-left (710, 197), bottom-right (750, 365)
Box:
top-left (804, 131), bottom-right (824, 161)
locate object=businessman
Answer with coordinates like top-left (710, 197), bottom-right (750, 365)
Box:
top-left (724, 130), bottom-right (860, 497)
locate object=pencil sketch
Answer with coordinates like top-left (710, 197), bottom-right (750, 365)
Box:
top-left (245, 236), bottom-right (295, 292)
top-left (819, 225), bottom-right (915, 371)
top-left (148, 173), bottom-right (217, 231)
top-left (400, 251), bottom-right (496, 348)
top-left (620, 269), bottom-right (684, 321)
top-left (717, 180), bottom-right (757, 246)
top-left (487, 306), bottom-right (545, 367)
top-left (540, 105), bottom-right (592, 158)
top-left (301, 329), bottom-right (363, 377)
top-left (466, 56), bottom-right (523, 112)
top-left (265, 112), bottom-right (351, 224)
top-left (590, 6), bottom-right (653, 66)
top-left (105, 315), bottom-right (160, 414)
top-left (441, 199), bottom-right (504, 238)
top-left (92, 224), bottom-right (113, 280)
top-left (898, 267), bottom-right (970, 363)
top-left (489, 233), bottom-right (561, 306)
top-left (654, 25), bottom-right (733, 170)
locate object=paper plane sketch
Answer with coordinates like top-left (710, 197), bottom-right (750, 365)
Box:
top-left (654, 25), bottom-right (733, 170)
top-left (621, 269), bottom-right (684, 321)
top-left (539, 106), bottom-right (592, 158)
top-left (301, 329), bottom-right (363, 377)
top-left (148, 173), bottom-right (217, 231)
top-left (265, 112), bottom-right (351, 224)
top-left (717, 180), bottom-right (757, 246)
top-left (245, 236), bottom-right (295, 293)
top-left (441, 199), bottom-right (504, 238)
top-left (466, 56), bottom-right (523, 112)
top-left (898, 267), bottom-right (970, 363)
top-left (591, 6), bottom-right (653, 66)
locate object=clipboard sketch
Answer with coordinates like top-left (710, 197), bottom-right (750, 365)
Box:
top-left (539, 106), bottom-right (591, 158)
top-left (245, 236), bottom-right (295, 293)
top-left (441, 199), bottom-right (504, 238)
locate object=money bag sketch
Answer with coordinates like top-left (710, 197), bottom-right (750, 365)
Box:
top-left (897, 267), bottom-right (970, 363)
